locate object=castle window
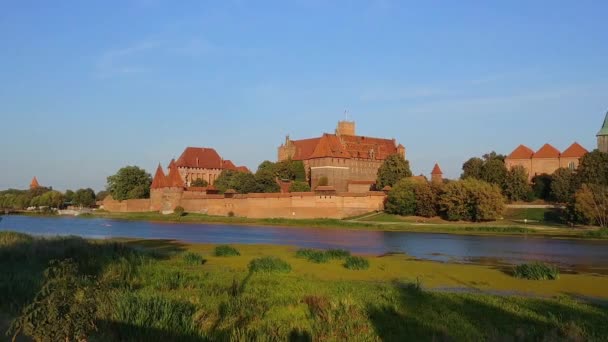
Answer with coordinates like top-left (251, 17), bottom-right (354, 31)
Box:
top-left (568, 162), bottom-right (575, 171)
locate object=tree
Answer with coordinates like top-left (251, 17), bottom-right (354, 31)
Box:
top-left (414, 182), bottom-right (438, 218)
top-left (461, 157), bottom-right (484, 180)
top-left (73, 188), bottom-right (96, 207)
top-left (575, 150), bottom-right (608, 187)
top-left (503, 166), bottom-right (531, 202)
top-left (95, 190), bottom-right (109, 201)
top-left (106, 166), bottom-right (152, 201)
top-left (574, 184), bottom-right (608, 227)
top-left (191, 179), bottom-right (209, 187)
top-left (439, 178), bottom-right (504, 222)
top-left (257, 160), bottom-right (276, 174)
top-left (289, 181), bottom-right (311, 192)
top-left (64, 190), bottom-right (75, 203)
top-left (215, 170), bottom-right (238, 193)
top-left (376, 154), bottom-right (412, 189)
top-left (532, 174), bottom-right (553, 201)
top-left (551, 168), bottom-right (575, 204)
top-left (385, 178), bottom-right (417, 216)
top-left (255, 169), bottom-right (280, 193)
top-left (38, 191), bottom-right (65, 208)
top-left (480, 158), bottom-right (508, 188)
top-left (234, 172), bottom-right (258, 194)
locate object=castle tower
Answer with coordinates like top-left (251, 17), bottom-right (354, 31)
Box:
top-left (336, 121), bottom-right (355, 136)
top-left (30, 177), bottom-right (40, 189)
top-left (431, 163), bottom-right (443, 184)
top-left (597, 111), bottom-right (608, 153)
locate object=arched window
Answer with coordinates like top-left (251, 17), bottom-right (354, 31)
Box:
top-left (568, 162), bottom-right (575, 171)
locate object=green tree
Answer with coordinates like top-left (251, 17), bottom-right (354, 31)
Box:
top-left (289, 181), bottom-right (311, 192)
top-left (439, 178), bottom-right (504, 222)
top-left (64, 190), bottom-right (75, 203)
top-left (480, 158), bottom-right (508, 188)
top-left (503, 166), bottom-right (531, 202)
top-left (574, 184), bottom-right (608, 227)
top-left (191, 179), bottom-right (209, 187)
top-left (38, 190), bottom-right (65, 208)
top-left (551, 168), bottom-right (576, 204)
top-left (73, 188), bottom-right (96, 207)
top-left (234, 172), bottom-right (258, 194)
top-left (376, 154), bottom-right (413, 189)
top-left (255, 169), bottom-right (280, 193)
top-left (532, 174), bottom-right (553, 201)
top-left (385, 178), bottom-right (417, 216)
top-left (106, 166), bottom-right (152, 200)
top-left (95, 190), bottom-right (109, 201)
top-left (291, 160), bottom-right (306, 181)
top-left (215, 170), bottom-right (238, 193)
top-left (257, 160), bottom-right (276, 174)
top-left (575, 150), bottom-right (608, 187)
top-left (461, 157), bottom-right (484, 180)
top-left (414, 182), bottom-right (438, 218)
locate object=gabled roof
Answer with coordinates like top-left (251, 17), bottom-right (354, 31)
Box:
top-left (291, 137), bottom-right (321, 160)
top-left (431, 163), bottom-right (443, 175)
top-left (508, 145), bottom-right (535, 159)
top-left (561, 142), bottom-right (588, 158)
top-left (236, 166), bottom-right (250, 173)
top-left (30, 177), bottom-right (40, 188)
top-left (151, 164), bottom-right (167, 189)
top-left (289, 133), bottom-right (399, 161)
top-left (222, 160), bottom-right (237, 170)
top-left (597, 111), bottom-right (608, 136)
top-left (534, 143), bottom-right (561, 159)
top-left (309, 134), bottom-right (351, 159)
top-left (175, 147), bottom-right (222, 169)
top-left (340, 135), bottom-right (398, 160)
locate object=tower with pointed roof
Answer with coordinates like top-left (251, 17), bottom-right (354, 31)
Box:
top-left (431, 163), bottom-right (443, 184)
top-left (597, 111), bottom-right (608, 153)
top-left (30, 177), bottom-right (40, 189)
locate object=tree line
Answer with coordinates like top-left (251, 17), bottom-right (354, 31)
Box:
top-left (0, 187), bottom-right (107, 211)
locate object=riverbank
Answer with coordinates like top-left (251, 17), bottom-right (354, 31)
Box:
top-left (83, 210), bottom-right (605, 240)
top-left (1, 232), bottom-right (607, 341)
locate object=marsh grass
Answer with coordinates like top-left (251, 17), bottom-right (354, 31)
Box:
top-left (585, 228), bottom-right (608, 239)
top-left (344, 256), bottom-right (370, 270)
top-left (214, 245), bottom-right (240, 257)
top-left (182, 252), bottom-right (205, 266)
top-left (514, 262), bottom-right (560, 280)
top-left (295, 248), bottom-right (351, 263)
top-left (248, 257), bottom-right (291, 273)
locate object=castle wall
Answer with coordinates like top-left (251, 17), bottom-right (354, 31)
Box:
top-left (103, 190), bottom-right (385, 219)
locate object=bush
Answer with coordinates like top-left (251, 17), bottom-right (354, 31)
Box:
top-left (289, 181), bottom-right (311, 192)
top-left (343, 256), bottom-right (370, 270)
top-left (248, 257), bottom-right (292, 273)
top-left (385, 178), bottom-right (417, 216)
top-left (214, 245), bottom-right (240, 257)
top-left (325, 249), bottom-right (351, 259)
top-left (174, 206), bottom-right (185, 217)
top-left (296, 249), bottom-right (329, 263)
top-left (439, 178), bottom-right (504, 222)
top-left (182, 252), bottom-right (205, 265)
top-left (513, 262), bottom-right (560, 280)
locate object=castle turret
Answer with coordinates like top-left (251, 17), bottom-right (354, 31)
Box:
top-left (431, 163), bottom-right (443, 184)
top-left (30, 177), bottom-right (40, 189)
top-left (597, 111), bottom-right (608, 153)
top-left (336, 120), bottom-right (355, 136)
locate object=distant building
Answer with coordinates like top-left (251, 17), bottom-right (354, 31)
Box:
top-left (278, 121), bottom-right (406, 192)
top-left (431, 163), bottom-right (443, 184)
top-left (597, 111), bottom-right (608, 153)
top-left (505, 143), bottom-right (588, 180)
top-left (30, 177), bottom-right (40, 189)
top-left (158, 147), bottom-right (249, 188)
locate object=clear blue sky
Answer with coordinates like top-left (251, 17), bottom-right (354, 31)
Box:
top-left (1, 0), bottom-right (607, 191)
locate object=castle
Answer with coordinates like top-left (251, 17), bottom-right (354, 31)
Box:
top-left (169, 147), bottom-right (249, 187)
top-left (278, 121), bottom-right (406, 192)
top-left (504, 110), bottom-right (608, 179)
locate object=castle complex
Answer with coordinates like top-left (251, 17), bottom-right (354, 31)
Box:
top-left (169, 147), bottom-right (249, 187)
top-left (278, 121), bottom-right (406, 192)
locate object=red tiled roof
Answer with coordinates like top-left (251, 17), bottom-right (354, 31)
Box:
top-left (175, 147), bottom-right (223, 169)
top-left (289, 133), bottom-right (399, 161)
top-left (561, 142), bottom-right (588, 158)
top-left (151, 164), bottom-right (167, 189)
top-left (236, 166), bottom-right (250, 173)
top-left (431, 163), bottom-right (443, 175)
top-left (167, 162), bottom-right (185, 188)
top-left (508, 145), bottom-right (535, 159)
top-left (30, 177), bottom-right (40, 188)
top-left (534, 144), bottom-right (561, 159)
top-left (222, 160), bottom-right (237, 170)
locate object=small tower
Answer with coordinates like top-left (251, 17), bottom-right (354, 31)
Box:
top-left (597, 111), bottom-right (608, 153)
top-left (30, 177), bottom-right (40, 189)
top-left (336, 121), bottom-right (356, 136)
top-left (431, 163), bottom-right (443, 184)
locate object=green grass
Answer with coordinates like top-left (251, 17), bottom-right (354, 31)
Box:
top-left (343, 256), bottom-right (370, 270)
top-left (214, 245), bottom-right (240, 257)
top-left (585, 228), bottom-right (608, 239)
top-left (295, 248), bottom-right (351, 263)
top-left (182, 252), bottom-right (205, 265)
top-left (514, 262), bottom-right (560, 280)
top-left (2, 231), bottom-right (608, 341)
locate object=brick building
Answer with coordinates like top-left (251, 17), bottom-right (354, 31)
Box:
top-left (597, 111), bottom-right (608, 153)
top-left (505, 142), bottom-right (588, 180)
top-left (278, 121), bottom-right (406, 192)
top-left (161, 147), bottom-right (249, 187)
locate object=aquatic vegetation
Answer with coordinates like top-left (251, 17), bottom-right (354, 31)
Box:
top-left (514, 262), bottom-right (560, 280)
top-left (214, 245), bottom-right (240, 257)
top-left (343, 256), bottom-right (370, 270)
top-left (295, 248), bottom-right (330, 263)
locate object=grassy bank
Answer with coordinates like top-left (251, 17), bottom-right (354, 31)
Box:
top-left (84, 210), bottom-right (607, 240)
top-left (1, 232), bottom-right (608, 341)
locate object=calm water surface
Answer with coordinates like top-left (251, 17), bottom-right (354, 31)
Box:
top-left (2, 215), bottom-right (608, 271)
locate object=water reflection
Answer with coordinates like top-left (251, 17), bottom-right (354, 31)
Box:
top-left (2, 215), bottom-right (608, 270)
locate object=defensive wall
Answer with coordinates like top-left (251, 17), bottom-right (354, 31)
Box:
top-left (102, 190), bottom-right (386, 219)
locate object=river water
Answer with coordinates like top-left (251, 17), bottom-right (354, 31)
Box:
top-left (1, 215), bottom-right (607, 271)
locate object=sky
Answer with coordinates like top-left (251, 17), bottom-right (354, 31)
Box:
top-left (1, 0), bottom-right (607, 192)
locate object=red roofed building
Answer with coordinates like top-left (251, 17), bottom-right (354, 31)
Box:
top-left (431, 163), bottom-right (443, 184)
top-left (505, 142), bottom-right (588, 180)
top-left (30, 177), bottom-right (40, 189)
top-left (278, 121), bottom-right (406, 192)
top-left (171, 147), bottom-right (249, 187)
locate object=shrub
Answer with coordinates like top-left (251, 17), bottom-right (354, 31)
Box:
top-left (385, 178), bottom-right (417, 216)
top-left (182, 252), bottom-right (205, 265)
top-left (343, 256), bottom-right (370, 270)
top-left (439, 178), bottom-right (504, 222)
top-left (228, 211), bottom-right (235, 217)
top-left (289, 181), bottom-right (311, 192)
top-left (248, 257), bottom-right (292, 273)
top-left (174, 206), bottom-right (185, 217)
top-left (214, 245), bottom-right (240, 257)
top-left (513, 262), bottom-right (560, 280)
top-left (296, 249), bottom-right (329, 263)
top-left (325, 249), bottom-right (351, 259)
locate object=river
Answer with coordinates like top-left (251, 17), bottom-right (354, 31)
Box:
top-left (1, 215), bottom-right (607, 272)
